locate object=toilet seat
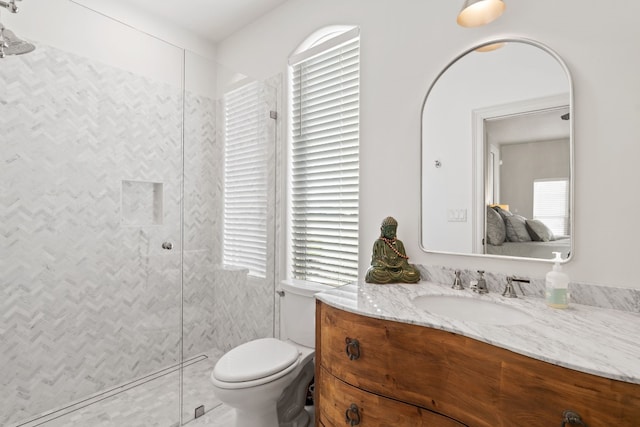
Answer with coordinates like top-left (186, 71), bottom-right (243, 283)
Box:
top-left (212, 338), bottom-right (301, 389)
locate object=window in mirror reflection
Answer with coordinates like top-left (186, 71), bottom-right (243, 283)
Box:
top-left (533, 178), bottom-right (569, 236)
top-left (420, 39), bottom-right (573, 261)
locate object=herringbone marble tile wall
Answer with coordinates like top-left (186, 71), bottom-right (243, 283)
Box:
top-left (0, 42), bottom-right (183, 425)
top-left (1, 43), bottom-right (277, 426)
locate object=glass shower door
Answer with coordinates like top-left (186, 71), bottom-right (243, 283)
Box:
top-left (181, 56), bottom-right (280, 423)
top-left (0, 5), bottom-right (185, 426)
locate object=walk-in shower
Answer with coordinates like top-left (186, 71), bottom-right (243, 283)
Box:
top-left (0, 1), bottom-right (277, 426)
top-left (0, 0), bottom-right (35, 57)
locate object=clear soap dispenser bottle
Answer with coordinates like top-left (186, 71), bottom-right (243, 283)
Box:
top-left (545, 252), bottom-right (569, 308)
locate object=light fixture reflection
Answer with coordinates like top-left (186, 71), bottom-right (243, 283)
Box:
top-left (475, 42), bottom-right (505, 52)
top-left (457, 0), bottom-right (506, 28)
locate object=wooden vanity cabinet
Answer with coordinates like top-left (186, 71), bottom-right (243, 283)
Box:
top-left (315, 300), bottom-right (640, 427)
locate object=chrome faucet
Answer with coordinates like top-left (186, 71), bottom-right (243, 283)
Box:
top-left (502, 276), bottom-right (529, 298)
top-left (473, 270), bottom-right (488, 294)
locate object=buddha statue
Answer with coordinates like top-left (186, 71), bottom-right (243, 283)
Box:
top-left (365, 216), bottom-right (421, 284)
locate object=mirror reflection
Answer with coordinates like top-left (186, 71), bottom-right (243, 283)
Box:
top-left (420, 38), bottom-right (573, 261)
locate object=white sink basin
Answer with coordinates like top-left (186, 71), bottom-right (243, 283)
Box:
top-left (412, 295), bottom-right (533, 326)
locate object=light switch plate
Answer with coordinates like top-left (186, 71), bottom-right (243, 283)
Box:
top-left (447, 209), bottom-right (467, 222)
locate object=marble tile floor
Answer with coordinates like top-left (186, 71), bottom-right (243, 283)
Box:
top-left (186, 404), bottom-right (234, 427)
top-left (188, 404), bottom-right (315, 427)
top-left (14, 349), bottom-right (232, 427)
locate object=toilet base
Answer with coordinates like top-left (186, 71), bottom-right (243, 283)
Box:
top-left (233, 406), bottom-right (279, 427)
top-left (224, 359), bottom-right (314, 427)
top-left (212, 340), bottom-right (316, 427)
top-left (277, 360), bottom-right (314, 427)
top-left (280, 409), bottom-right (309, 427)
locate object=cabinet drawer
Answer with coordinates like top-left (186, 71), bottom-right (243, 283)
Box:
top-left (317, 301), bottom-right (502, 426)
top-left (499, 353), bottom-right (640, 426)
top-left (317, 366), bottom-right (466, 427)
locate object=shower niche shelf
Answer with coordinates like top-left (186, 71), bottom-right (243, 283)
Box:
top-left (121, 180), bottom-right (163, 226)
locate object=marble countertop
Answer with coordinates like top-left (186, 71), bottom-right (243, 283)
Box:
top-left (315, 281), bottom-right (640, 385)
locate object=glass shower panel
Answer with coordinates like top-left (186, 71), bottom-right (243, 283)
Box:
top-left (0, 5), bottom-right (184, 426)
top-left (181, 55), bottom-right (279, 422)
top-left (181, 50), bottom-right (221, 423)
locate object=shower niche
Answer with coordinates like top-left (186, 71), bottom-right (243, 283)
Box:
top-left (121, 180), bottom-right (164, 226)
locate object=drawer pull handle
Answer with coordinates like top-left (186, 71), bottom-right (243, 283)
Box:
top-left (345, 337), bottom-right (360, 360)
top-left (345, 403), bottom-right (361, 426)
top-left (562, 410), bottom-right (586, 426)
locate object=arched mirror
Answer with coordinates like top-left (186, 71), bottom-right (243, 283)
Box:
top-left (420, 38), bottom-right (573, 261)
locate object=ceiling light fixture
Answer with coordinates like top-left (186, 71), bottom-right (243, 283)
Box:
top-left (457, 0), bottom-right (506, 28)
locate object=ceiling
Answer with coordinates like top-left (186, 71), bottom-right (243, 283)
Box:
top-left (104, 0), bottom-right (289, 43)
top-left (486, 107), bottom-right (571, 145)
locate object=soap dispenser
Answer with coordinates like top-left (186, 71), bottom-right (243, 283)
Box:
top-left (545, 252), bottom-right (569, 308)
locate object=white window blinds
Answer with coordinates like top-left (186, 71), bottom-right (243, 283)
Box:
top-left (223, 81), bottom-right (268, 278)
top-left (533, 178), bottom-right (570, 236)
top-left (289, 31), bottom-right (360, 286)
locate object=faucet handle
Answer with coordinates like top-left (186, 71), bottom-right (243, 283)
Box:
top-left (511, 277), bottom-right (530, 296)
top-left (473, 270), bottom-right (488, 294)
top-left (503, 276), bottom-right (529, 298)
top-left (502, 276), bottom-right (517, 298)
top-left (451, 270), bottom-right (464, 290)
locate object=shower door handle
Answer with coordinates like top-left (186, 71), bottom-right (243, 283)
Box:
top-left (162, 242), bottom-right (173, 250)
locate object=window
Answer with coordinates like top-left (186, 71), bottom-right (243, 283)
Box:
top-left (288, 27), bottom-right (360, 286)
top-left (533, 178), bottom-right (569, 236)
top-left (223, 81), bottom-right (269, 277)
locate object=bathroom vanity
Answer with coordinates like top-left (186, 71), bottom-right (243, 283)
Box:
top-left (315, 282), bottom-right (640, 426)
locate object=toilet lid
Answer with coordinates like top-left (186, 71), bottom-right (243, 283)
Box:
top-left (213, 338), bottom-right (299, 383)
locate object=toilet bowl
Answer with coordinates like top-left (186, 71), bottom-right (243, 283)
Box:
top-left (211, 279), bottom-right (331, 427)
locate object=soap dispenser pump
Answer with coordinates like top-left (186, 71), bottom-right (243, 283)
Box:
top-left (545, 252), bottom-right (569, 308)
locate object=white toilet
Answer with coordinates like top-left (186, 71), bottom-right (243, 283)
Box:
top-left (211, 279), bottom-right (332, 427)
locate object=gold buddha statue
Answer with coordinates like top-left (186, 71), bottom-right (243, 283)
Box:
top-left (365, 216), bottom-right (421, 284)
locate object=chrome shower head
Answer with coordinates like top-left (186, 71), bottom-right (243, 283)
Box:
top-left (0, 0), bottom-right (20, 13)
top-left (0, 22), bottom-right (35, 58)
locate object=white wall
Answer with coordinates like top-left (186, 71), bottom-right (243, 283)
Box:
top-left (216, 0), bottom-right (640, 290)
top-left (499, 138), bottom-right (570, 219)
top-left (5, 0), bottom-right (216, 87)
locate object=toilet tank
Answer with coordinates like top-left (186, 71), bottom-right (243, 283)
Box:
top-left (281, 279), bottom-right (333, 348)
